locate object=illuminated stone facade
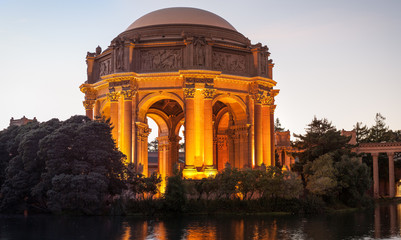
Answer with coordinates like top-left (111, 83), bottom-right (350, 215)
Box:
top-left (80, 7), bottom-right (279, 179)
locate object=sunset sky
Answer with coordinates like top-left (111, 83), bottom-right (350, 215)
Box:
top-left (1, 0), bottom-right (400, 140)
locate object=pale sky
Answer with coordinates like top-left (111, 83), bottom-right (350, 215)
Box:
top-left (1, 0), bottom-right (400, 140)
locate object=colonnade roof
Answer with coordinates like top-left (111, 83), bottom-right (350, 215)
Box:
top-left (356, 142), bottom-right (401, 154)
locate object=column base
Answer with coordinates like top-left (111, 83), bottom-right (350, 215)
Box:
top-left (204, 166), bottom-right (218, 178)
top-left (182, 166), bottom-right (197, 179)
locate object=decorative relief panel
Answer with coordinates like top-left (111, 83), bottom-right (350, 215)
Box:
top-left (260, 52), bottom-right (268, 75)
top-left (217, 135), bottom-right (228, 150)
top-left (140, 49), bottom-right (182, 71)
top-left (212, 52), bottom-right (246, 73)
top-left (99, 59), bottom-right (112, 76)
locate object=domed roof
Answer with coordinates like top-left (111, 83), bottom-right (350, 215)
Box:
top-left (126, 7), bottom-right (237, 32)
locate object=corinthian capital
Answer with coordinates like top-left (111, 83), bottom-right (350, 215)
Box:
top-left (107, 92), bottom-right (120, 102)
top-left (261, 95), bottom-right (274, 106)
top-left (83, 100), bottom-right (95, 110)
top-left (121, 89), bottom-right (136, 100)
top-left (183, 88), bottom-right (195, 99)
top-left (202, 88), bottom-right (216, 99)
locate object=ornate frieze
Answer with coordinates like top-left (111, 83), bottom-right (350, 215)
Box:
top-left (212, 52), bottom-right (245, 73)
top-left (99, 59), bottom-right (112, 76)
top-left (109, 80), bottom-right (131, 87)
top-left (140, 49), bottom-right (182, 71)
top-left (185, 78), bottom-right (214, 87)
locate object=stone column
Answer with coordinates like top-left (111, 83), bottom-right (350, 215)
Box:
top-left (83, 100), bottom-right (95, 120)
top-left (203, 88), bottom-right (217, 177)
top-left (182, 88), bottom-right (197, 178)
top-left (239, 126), bottom-right (249, 168)
top-left (107, 91), bottom-right (120, 143)
top-left (81, 87), bottom-right (96, 120)
top-left (157, 136), bottom-right (169, 179)
top-left (217, 135), bottom-right (228, 171)
top-left (136, 122), bottom-right (150, 176)
top-left (248, 97), bottom-right (255, 167)
top-left (278, 149), bottom-right (283, 166)
top-left (388, 152), bottom-right (395, 198)
top-left (122, 89), bottom-right (134, 163)
top-left (234, 131), bottom-right (241, 168)
top-left (254, 103), bottom-right (263, 166)
top-left (270, 105), bottom-right (276, 166)
top-left (262, 104), bottom-right (271, 166)
top-left (169, 135), bottom-right (180, 176)
top-left (213, 136), bottom-right (217, 167)
top-left (372, 152), bottom-right (379, 198)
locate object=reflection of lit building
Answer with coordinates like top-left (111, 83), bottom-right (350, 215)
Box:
top-left (80, 8), bottom-right (278, 179)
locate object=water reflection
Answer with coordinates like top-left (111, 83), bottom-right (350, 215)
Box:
top-left (373, 201), bottom-right (401, 238)
top-left (1, 202), bottom-right (401, 239)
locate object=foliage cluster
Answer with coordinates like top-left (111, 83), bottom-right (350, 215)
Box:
top-left (161, 165), bottom-right (304, 214)
top-left (292, 116), bottom-right (378, 208)
top-left (354, 113), bottom-right (401, 143)
top-left (0, 116), bottom-right (126, 214)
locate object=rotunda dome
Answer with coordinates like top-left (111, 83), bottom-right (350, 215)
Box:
top-left (126, 7), bottom-right (237, 32)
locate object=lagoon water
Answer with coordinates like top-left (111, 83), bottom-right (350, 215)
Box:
top-left (1, 202), bottom-right (400, 240)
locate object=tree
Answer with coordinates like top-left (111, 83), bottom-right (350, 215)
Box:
top-left (214, 165), bottom-right (240, 199)
top-left (354, 122), bottom-right (369, 143)
top-left (0, 119), bottom-right (60, 213)
top-left (335, 155), bottom-right (371, 207)
top-left (148, 139), bottom-right (158, 152)
top-left (303, 154), bottom-right (338, 198)
top-left (140, 172), bottom-right (162, 200)
top-left (237, 168), bottom-right (259, 200)
top-left (164, 169), bottom-right (186, 212)
top-left (293, 117), bottom-right (351, 165)
top-left (31, 116), bottom-right (126, 214)
top-left (368, 113), bottom-right (390, 142)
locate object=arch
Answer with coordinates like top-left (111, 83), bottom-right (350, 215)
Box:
top-left (147, 110), bottom-right (169, 137)
top-left (213, 94), bottom-right (247, 124)
top-left (137, 92), bottom-right (184, 122)
top-left (173, 112), bottom-right (185, 137)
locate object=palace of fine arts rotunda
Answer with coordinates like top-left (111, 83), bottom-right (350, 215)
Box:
top-left (80, 7), bottom-right (279, 179)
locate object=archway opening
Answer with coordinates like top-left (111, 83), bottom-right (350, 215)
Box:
top-left (145, 99), bottom-right (184, 180)
top-left (213, 99), bottom-right (249, 170)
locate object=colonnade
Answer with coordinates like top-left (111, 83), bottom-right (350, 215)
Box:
top-left (356, 142), bottom-right (401, 198)
top-left (81, 76), bottom-right (278, 180)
